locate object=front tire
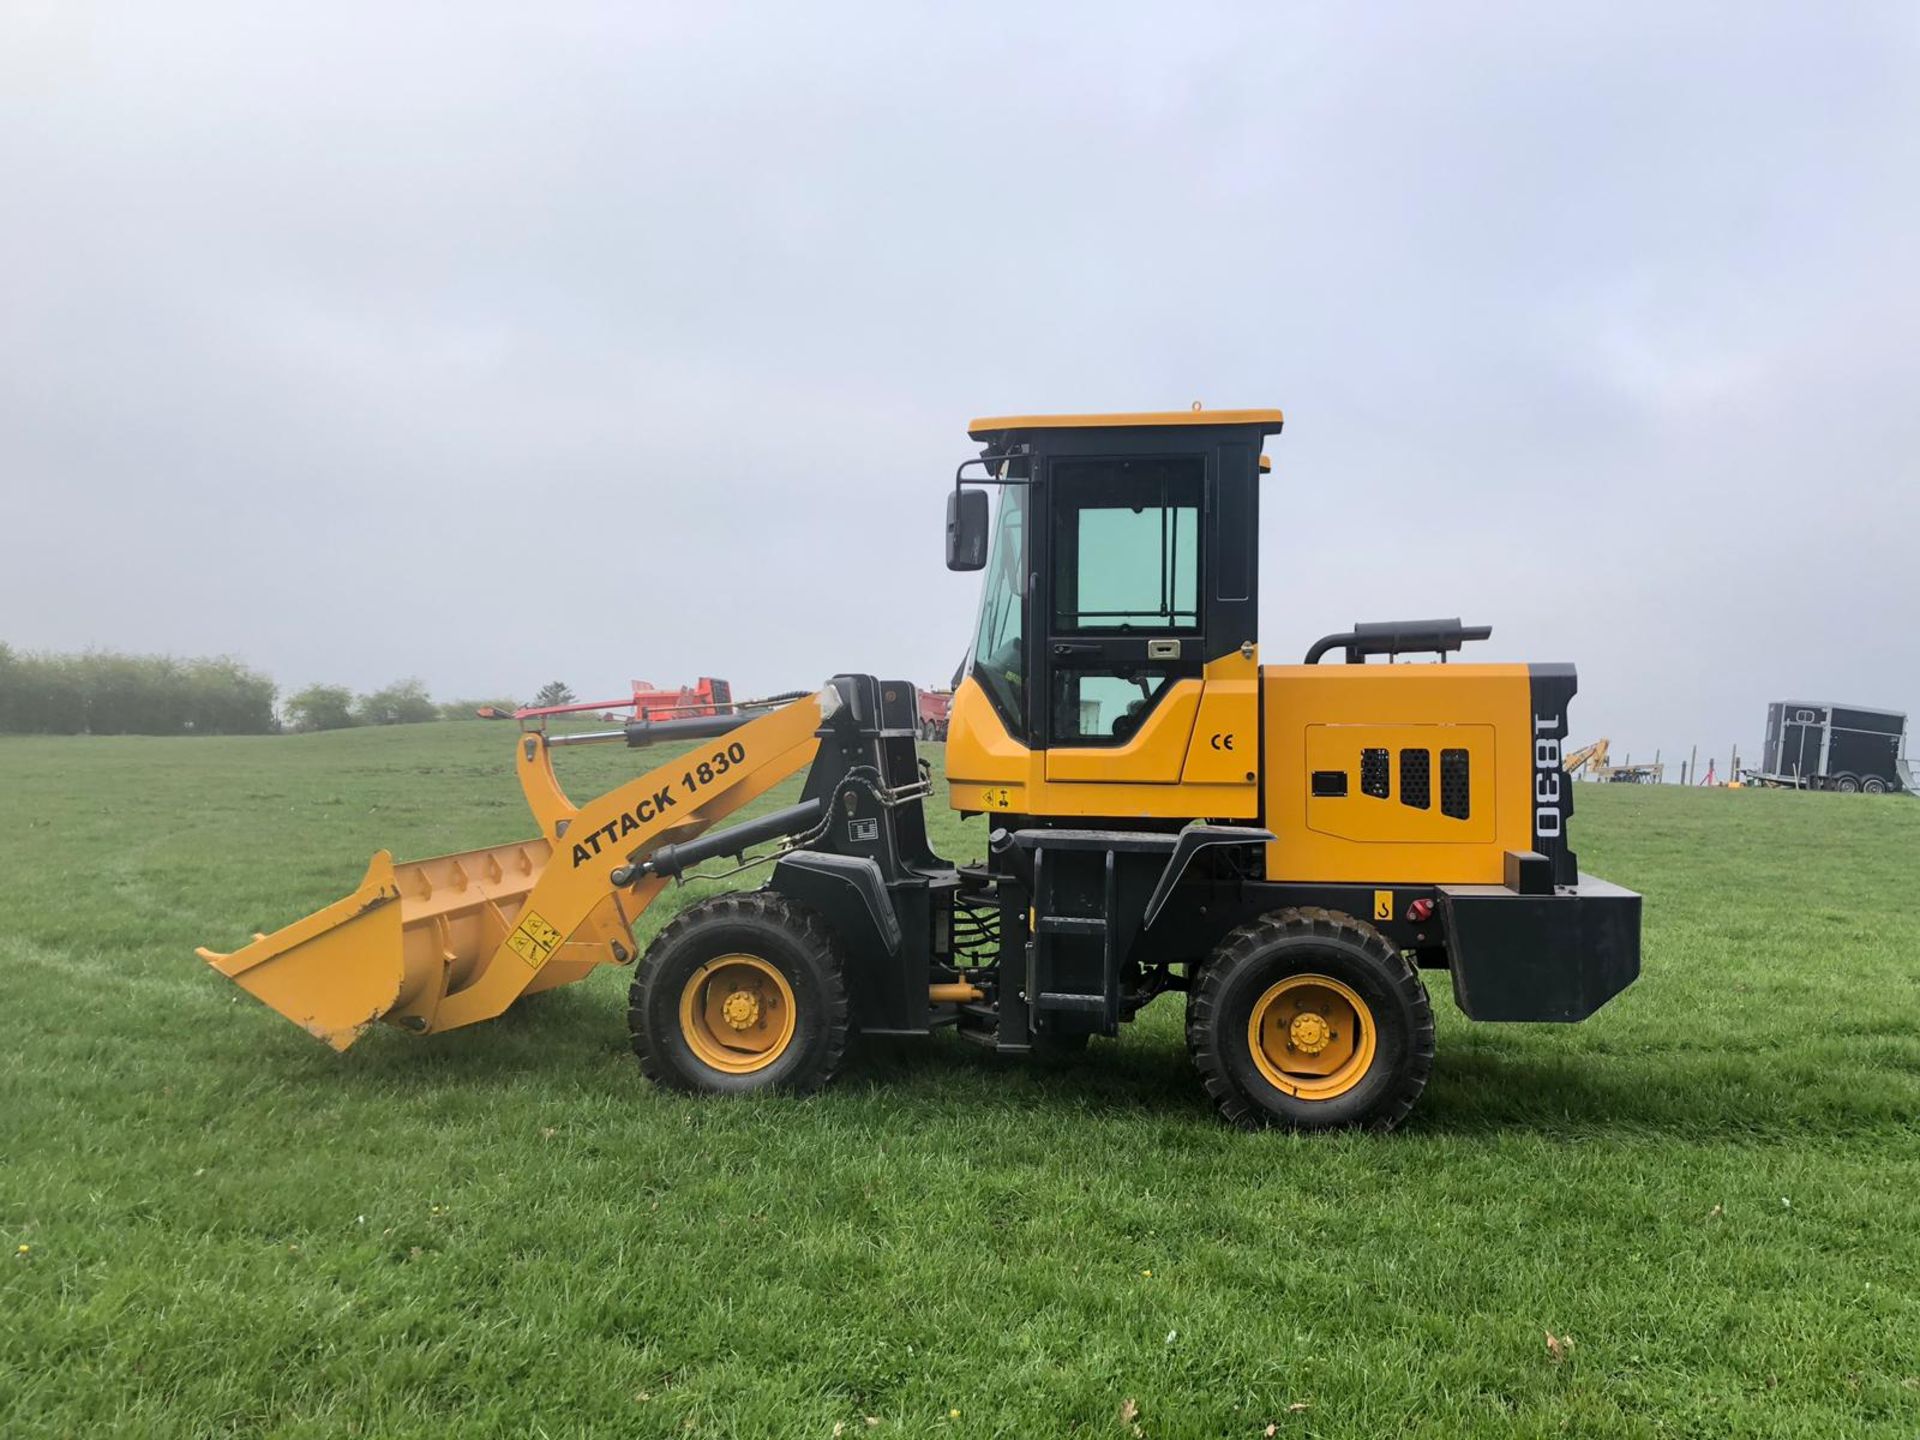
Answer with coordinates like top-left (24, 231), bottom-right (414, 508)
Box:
top-left (1834, 773), bottom-right (1862, 793)
top-left (1187, 908), bottom-right (1434, 1131)
top-left (630, 892), bottom-right (850, 1095)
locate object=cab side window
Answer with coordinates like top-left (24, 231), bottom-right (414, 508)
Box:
top-left (1048, 456), bottom-right (1203, 746)
top-left (969, 484), bottom-right (1029, 736)
top-left (1052, 458), bottom-right (1201, 632)
top-left (1050, 670), bottom-right (1180, 744)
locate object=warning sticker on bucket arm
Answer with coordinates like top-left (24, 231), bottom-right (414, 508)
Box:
top-left (507, 911), bottom-right (563, 970)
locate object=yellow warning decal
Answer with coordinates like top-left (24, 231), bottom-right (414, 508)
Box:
top-left (507, 910), bottom-right (563, 970)
top-left (1373, 890), bottom-right (1394, 922)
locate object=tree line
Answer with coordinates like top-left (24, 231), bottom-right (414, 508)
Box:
top-left (0, 642), bottom-right (553, 736)
top-left (284, 680), bottom-right (572, 730)
top-left (0, 644), bottom-right (276, 735)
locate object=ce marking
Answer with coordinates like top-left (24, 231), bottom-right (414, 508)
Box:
top-left (1208, 733), bottom-right (1237, 751)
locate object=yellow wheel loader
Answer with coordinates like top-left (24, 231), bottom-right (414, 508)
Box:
top-left (202, 409), bottom-right (1641, 1129)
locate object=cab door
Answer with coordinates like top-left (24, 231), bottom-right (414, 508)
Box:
top-left (1042, 454), bottom-right (1206, 782)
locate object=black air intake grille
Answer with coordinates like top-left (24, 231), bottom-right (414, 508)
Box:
top-left (1360, 747), bottom-right (1390, 799)
top-left (1400, 748), bottom-right (1431, 810)
top-left (1440, 748), bottom-right (1471, 819)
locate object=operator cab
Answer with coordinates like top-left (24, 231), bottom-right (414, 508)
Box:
top-left (943, 408), bottom-right (1283, 816)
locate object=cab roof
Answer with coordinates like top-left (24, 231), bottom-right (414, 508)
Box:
top-left (967, 407), bottom-right (1284, 441)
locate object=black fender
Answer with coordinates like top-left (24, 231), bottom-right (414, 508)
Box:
top-left (769, 852), bottom-right (901, 959)
top-left (1142, 824), bottom-right (1275, 929)
top-left (772, 852), bottom-right (931, 1035)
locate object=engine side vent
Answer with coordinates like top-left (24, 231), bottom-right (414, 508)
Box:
top-left (1440, 748), bottom-right (1471, 819)
top-left (1360, 747), bottom-right (1390, 799)
top-left (1400, 748), bottom-right (1431, 810)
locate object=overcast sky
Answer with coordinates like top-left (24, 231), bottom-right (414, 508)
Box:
top-left (4, 3), bottom-right (1916, 767)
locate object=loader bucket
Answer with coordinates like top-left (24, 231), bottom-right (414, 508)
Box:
top-left (197, 836), bottom-right (631, 1050)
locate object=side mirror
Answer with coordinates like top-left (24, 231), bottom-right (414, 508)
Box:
top-left (946, 488), bottom-right (990, 571)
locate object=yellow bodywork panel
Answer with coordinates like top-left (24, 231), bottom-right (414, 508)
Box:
top-left (1304, 723), bottom-right (1497, 844)
top-left (1181, 646), bottom-right (1261, 785)
top-left (945, 652), bottom-right (1531, 878)
top-left (1264, 664), bottom-right (1533, 885)
top-left (946, 651), bottom-right (1259, 818)
top-left (199, 694), bottom-right (825, 1049)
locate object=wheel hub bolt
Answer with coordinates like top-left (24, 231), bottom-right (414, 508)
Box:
top-left (1289, 1011), bottom-right (1333, 1055)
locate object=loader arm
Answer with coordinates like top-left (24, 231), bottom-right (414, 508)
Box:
top-left (199, 691), bottom-right (829, 1049)
top-left (429, 694), bottom-right (825, 1032)
top-left (1562, 739), bottom-right (1609, 779)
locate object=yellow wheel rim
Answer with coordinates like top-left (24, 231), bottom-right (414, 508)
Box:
top-left (678, 954), bottom-right (797, 1075)
top-left (1246, 972), bottom-right (1377, 1101)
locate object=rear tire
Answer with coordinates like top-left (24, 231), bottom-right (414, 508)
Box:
top-left (1834, 773), bottom-right (1861, 793)
top-left (1862, 776), bottom-right (1887, 795)
top-left (630, 892), bottom-right (849, 1095)
top-left (1187, 908), bottom-right (1434, 1131)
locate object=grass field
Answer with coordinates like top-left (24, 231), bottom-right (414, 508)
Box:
top-left (3, 722), bottom-right (1918, 1437)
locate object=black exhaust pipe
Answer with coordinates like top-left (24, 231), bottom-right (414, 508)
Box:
top-left (1304, 618), bottom-right (1492, 665)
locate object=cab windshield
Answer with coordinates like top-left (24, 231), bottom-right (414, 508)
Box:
top-left (969, 484), bottom-right (1027, 735)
